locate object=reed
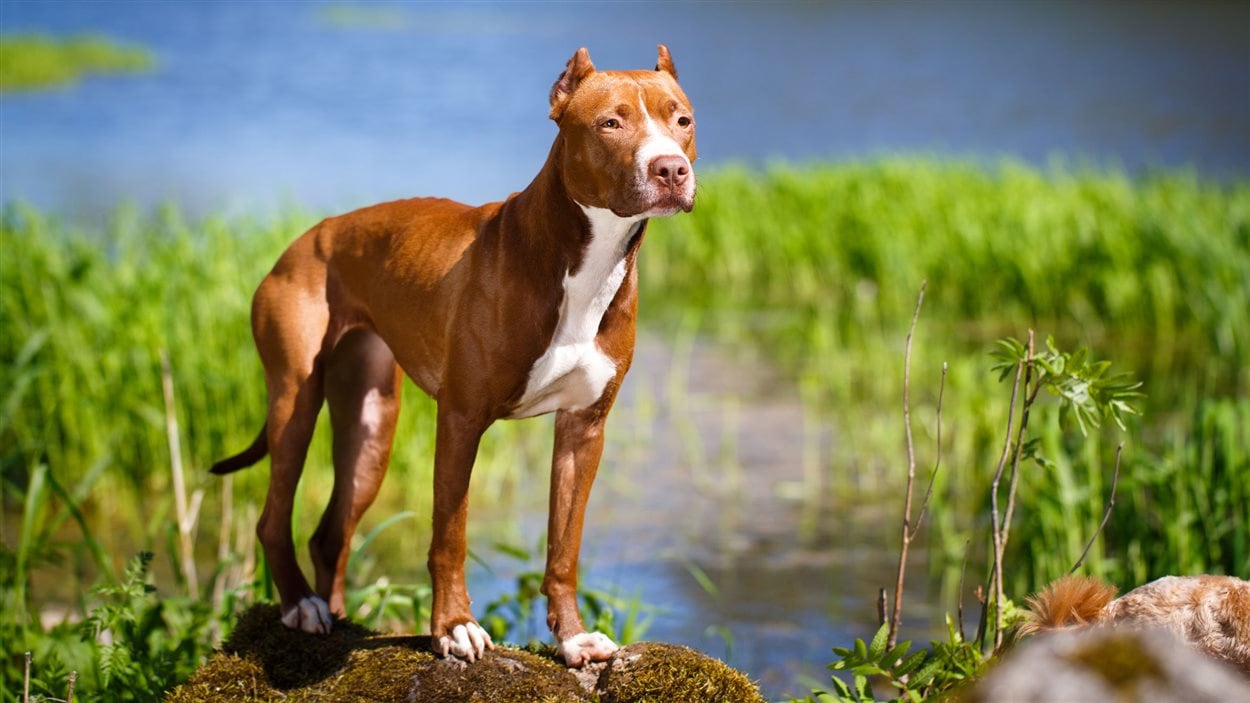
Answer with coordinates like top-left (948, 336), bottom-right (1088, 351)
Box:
top-left (2, 158), bottom-right (1246, 699)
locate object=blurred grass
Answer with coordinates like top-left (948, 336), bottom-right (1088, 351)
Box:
top-left (0, 34), bottom-right (155, 93)
top-left (643, 159), bottom-right (1249, 591)
top-left (1, 158), bottom-right (1246, 622)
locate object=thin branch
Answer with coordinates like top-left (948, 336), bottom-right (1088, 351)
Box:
top-left (66, 671), bottom-right (77, 703)
top-left (988, 358), bottom-right (1024, 652)
top-left (1001, 331), bottom-right (1037, 557)
top-left (888, 281), bottom-right (926, 649)
top-left (877, 588), bottom-right (888, 627)
top-left (910, 362), bottom-right (947, 539)
top-left (23, 651), bottom-right (30, 703)
top-left (957, 538), bottom-right (971, 643)
top-left (1070, 443), bottom-right (1124, 574)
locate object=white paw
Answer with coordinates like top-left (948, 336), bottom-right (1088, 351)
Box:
top-left (280, 596), bottom-right (332, 634)
top-left (559, 631), bottom-right (618, 667)
top-left (436, 622), bottom-right (494, 663)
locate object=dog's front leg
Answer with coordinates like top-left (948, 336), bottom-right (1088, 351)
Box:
top-left (542, 408), bottom-right (620, 667)
top-left (428, 406), bottom-right (495, 662)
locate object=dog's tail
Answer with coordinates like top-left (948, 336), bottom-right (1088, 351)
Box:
top-left (1019, 574), bottom-right (1118, 637)
top-left (210, 424), bottom-right (268, 475)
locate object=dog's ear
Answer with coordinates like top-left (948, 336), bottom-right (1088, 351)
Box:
top-left (550, 47), bottom-right (595, 121)
top-left (655, 44), bottom-right (677, 79)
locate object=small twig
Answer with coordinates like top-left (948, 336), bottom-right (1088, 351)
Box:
top-left (974, 583), bottom-right (988, 649)
top-left (957, 538), bottom-right (971, 643)
top-left (66, 671), bottom-right (77, 703)
top-left (910, 362), bottom-right (947, 537)
top-left (23, 651), bottom-right (31, 703)
top-left (1070, 443), bottom-right (1124, 574)
top-left (161, 349), bottom-right (199, 598)
top-left (877, 588), bottom-right (888, 626)
top-left (988, 358), bottom-right (1024, 652)
top-left (1000, 331), bottom-right (1037, 558)
top-left (888, 281), bottom-right (926, 649)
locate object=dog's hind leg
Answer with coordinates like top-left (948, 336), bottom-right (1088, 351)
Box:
top-left (310, 328), bottom-right (401, 616)
top-left (252, 258), bottom-right (334, 634)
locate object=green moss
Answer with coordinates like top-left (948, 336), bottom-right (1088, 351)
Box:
top-left (166, 606), bottom-right (764, 703)
top-left (166, 604), bottom-right (591, 702)
top-left (597, 642), bottom-right (766, 703)
top-left (0, 34), bottom-right (155, 92)
top-left (1062, 631), bottom-right (1165, 693)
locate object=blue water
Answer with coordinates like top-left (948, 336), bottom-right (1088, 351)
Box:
top-left (2, 1), bottom-right (1247, 221)
top-left (4, 2), bottom-right (1248, 698)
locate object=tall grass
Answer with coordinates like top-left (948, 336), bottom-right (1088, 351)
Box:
top-left (2, 159), bottom-right (1247, 697)
top-left (643, 160), bottom-right (1249, 591)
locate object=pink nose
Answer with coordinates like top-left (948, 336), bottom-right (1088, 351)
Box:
top-left (649, 155), bottom-right (690, 189)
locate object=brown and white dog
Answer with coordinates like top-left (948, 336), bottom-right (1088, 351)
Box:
top-left (211, 45), bottom-right (697, 666)
top-left (1022, 574), bottom-right (1250, 676)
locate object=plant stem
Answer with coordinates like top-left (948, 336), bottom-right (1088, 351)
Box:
top-left (1070, 443), bottom-right (1124, 574)
top-left (988, 359), bottom-right (1023, 652)
top-left (888, 281), bottom-right (926, 649)
top-left (1000, 332), bottom-right (1037, 561)
top-left (161, 349), bottom-right (199, 598)
top-left (66, 671), bottom-right (77, 703)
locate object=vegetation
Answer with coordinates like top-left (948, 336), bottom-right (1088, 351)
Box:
top-left (1, 159), bottom-right (1247, 699)
top-left (0, 34), bottom-right (155, 93)
top-left (645, 160), bottom-right (1248, 592)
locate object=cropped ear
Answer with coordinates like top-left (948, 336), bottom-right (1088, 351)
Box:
top-left (549, 47), bottom-right (595, 121)
top-left (655, 44), bottom-right (677, 79)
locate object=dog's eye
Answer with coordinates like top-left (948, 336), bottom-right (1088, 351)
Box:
top-left (601, 118), bottom-right (620, 129)
top-left (677, 116), bottom-right (692, 128)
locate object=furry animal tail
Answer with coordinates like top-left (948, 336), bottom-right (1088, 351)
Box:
top-left (1020, 574), bottom-right (1118, 637)
top-left (210, 424), bottom-right (268, 474)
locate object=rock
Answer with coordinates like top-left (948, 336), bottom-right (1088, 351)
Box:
top-left (165, 605), bottom-right (765, 703)
top-left (962, 626), bottom-right (1250, 703)
top-left (597, 641), bottom-right (767, 703)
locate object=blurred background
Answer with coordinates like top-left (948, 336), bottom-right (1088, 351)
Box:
top-left (2, 2), bottom-right (1248, 700)
top-left (4, 1), bottom-right (1247, 215)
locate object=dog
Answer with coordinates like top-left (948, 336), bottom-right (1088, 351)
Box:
top-left (211, 45), bottom-right (696, 666)
top-left (1022, 574), bottom-right (1250, 676)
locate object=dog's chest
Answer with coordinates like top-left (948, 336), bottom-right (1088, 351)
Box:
top-left (508, 209), bottom-right (640, 420)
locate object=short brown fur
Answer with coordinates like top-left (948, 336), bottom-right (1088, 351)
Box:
top-left (212, 45), bottom-right (696, 666)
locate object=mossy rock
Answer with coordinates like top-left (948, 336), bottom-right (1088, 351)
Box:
top-left (596, 642), bottom-right (767, 703)
top-left (166, 604), bottom-right (764, 703)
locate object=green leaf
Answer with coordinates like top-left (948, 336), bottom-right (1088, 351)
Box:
top-left (853, 673), bottom-right (870, 699)
top-left (883, 640), bottom-right (912, 668)
top-left (894, 649), bottom-right (928, 676)
top-left (867, 622), bottom-right (889, 661)
top-left (909, 653), bottom-right (947, 686)
top-left (853, 636), bottom-right (868, 661)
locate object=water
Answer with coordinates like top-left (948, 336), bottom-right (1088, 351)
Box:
top-left (3, 2), bottom-right (1247, 698)
top-left (2, 2), bottom-right (1246, 219)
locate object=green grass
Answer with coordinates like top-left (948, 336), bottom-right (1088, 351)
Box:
top-left (2, 159), bottom-right (1248, 699)
top-left (0, 34), bottom-right (155, 93)
top-left (644, 160), bottom-right (1249, 592)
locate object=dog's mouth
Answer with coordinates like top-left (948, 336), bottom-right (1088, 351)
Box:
top-left (615, 187), bottom-right (694, 218)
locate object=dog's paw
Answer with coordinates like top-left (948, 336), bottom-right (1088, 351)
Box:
top-left (558, 631), bottom-right (618, 667)
top-left (280, 595), bottom-right (333, 634)
top-left (436, 622), bottom-right (494, 663)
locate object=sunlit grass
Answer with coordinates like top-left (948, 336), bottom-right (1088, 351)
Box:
top-left (645, 159), bottom-right (1249, 592)
top-left (0, 34), bottom-right (155, 93)
top-left (1, 159), bottom-right (1247, 698)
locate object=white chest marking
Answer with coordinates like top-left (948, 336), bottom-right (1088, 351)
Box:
top-left (509, 206), bottom-right (642, 419)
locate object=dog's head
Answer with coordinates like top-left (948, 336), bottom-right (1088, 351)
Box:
top-left (549, 45), bottom-right (697, 219)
